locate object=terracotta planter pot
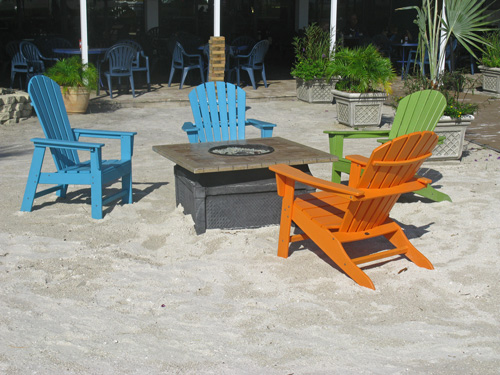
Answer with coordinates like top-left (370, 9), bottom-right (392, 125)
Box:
top-left (60, 87), bottom-right (90, 114)
top-left (332, 89), bottom-right (387, 127)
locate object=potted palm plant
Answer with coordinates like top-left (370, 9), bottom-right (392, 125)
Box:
top-left (291, 24), bottom-right (338, 103)
top-left (330, 44), bottom-right (396, 127)
top-left (400, 72), bottom-right (478, 160)
top-left (398, 0), bottom-right (496, 159)
top-left (45, 56), bottom-right (99, 114)
top-left (479, 31), bottom-right (500, 94)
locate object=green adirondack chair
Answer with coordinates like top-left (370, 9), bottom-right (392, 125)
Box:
top-left (324, 89), bottom-right (451, 202)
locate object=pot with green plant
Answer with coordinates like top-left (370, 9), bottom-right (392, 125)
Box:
top-left (479, 31), bottom-right (500, 94)
top-left (45, 56), bottom-right (99, 114)
top-left (401, 71), bottom-right (478, 160)
top-left (291, 24), bottom-right (338, 103)
top-left (330, 44), bottom-right (396, 127)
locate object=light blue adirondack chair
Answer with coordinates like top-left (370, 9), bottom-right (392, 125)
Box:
top-left (21, 76), bottom-right (137, 219)
top-left (182, 81), bottom-right (276, 143)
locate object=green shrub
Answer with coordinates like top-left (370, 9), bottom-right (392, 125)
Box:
top-left (481, 31), bottom-right (500, 68)
top-left (291, 24), bottom-right (335, 81)
top-left (45, 56), bottom-right (98, 91)
top-left (331, 44), bottom-right (396, 94)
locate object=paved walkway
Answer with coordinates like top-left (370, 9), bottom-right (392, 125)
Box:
top-left (89, 76), bottom-right (500, 152)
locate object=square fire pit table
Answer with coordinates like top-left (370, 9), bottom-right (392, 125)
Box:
top-left (153, 137), bottom-right (337, 234)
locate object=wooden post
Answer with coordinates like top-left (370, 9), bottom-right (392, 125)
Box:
top-left (209, 36), bottom-right (225, 82)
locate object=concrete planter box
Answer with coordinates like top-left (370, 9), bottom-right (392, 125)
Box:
top-left (430, 115), bottom-right (474, 160)
top-left (479, 65), bottom-right (500, 94)
top-left (332, 89), bottom-right (387, 127)
top-left (296, 78), bottom-right (338, 103)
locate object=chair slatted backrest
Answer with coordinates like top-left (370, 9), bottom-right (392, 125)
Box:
top-left (341, 132), bottom-right (438, 233)
top-left (188, 81), bottom-right (246, 142)
top-left (28, 76), bottom-right (80, 170)
top-left (20, 41), bottom-right (46, 73)
top-left (247, 40), bottom-right (269, 67)
top-left (388, 90), bottom-right (446, 140)
top-left (106, 44), bottom-right (136, 73)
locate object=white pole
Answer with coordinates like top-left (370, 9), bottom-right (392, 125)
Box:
top-left (438, 0), bottom-right (447, 77)
top-left (80, 0), bottom-right (89, 64)
top-left (214, 0), bottom-right (220, 37)
top-left (330, 0), bottom-right (337, 53)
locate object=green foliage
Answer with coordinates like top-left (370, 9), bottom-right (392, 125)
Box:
top-left (45, 56), bottom-right (99, 91)
top-left (291, 23), bottom-right (335, 81)
top-left (331, 44), bottom-right (396, 94)
top-left (398, 0), bottom-right (497, 85)
top-left (481, 31), bottom-right (500, 67)
top-left (402, 71), bottom-right (479, 118)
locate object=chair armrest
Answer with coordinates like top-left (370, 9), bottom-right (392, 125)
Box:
top-left (324, 129), bottom-right (391, 138)
top-left (73, 128), bottom-right (137, 139)
top-left (182, 122), bottom-right (199, 143)
top-left (31, 137), bottom-right (104, 151)
top-left (73, 129), bottom-right (136, 159)
top-left (345, 154), bottom-right (369, 166)
top-left (74, 128), bottom-right (136, 139)
top-left (269, 164), bottom-right (364, 200)
top-left (246, 118), bottom-right (276, 138)
top-left (325, 130), bottom-right (391, 161)
top-left (345, 154), bottom-right (369, 187)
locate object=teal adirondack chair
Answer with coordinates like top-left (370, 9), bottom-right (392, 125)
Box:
top-left (182, 81), bottom-right (276, 143)
top-left (21, 75), bottom-right (137, 219)
top-left (324, 89), bottom-right (450, 202)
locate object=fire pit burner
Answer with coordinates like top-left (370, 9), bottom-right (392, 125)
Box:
top-left (209, 144), bottom-right (275, 156)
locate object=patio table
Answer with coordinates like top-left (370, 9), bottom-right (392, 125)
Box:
top-left (153, 137), bottom-right (337, 234)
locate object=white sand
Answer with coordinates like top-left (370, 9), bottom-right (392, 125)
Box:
top-left (1, 100), bottom-right (499, 374)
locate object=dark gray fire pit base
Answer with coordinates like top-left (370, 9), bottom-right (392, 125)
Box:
top-left (174, 165), bottom-right (314, 234)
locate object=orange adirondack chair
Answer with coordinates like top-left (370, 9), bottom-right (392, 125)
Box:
top-left (269, 131), bottom-right (438, 289)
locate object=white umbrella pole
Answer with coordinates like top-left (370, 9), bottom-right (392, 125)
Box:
top-left (438, 0), bottom-right (447, 77)
top-left (330, 0), bottom-right (337, 53)
top-left (214, 0), bottom-right (220, 37)
top-left (80, 0), bottom-right (89, 64)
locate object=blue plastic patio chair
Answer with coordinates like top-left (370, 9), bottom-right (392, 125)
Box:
top-left (6, 41), bottom-right (28, 89)
top-left (116, 39), bottom-right (151, 92)
top-left (235, 40), bottom-right (269, 89)
top-left (98, 44), bottom-right (137, 98)
top-left (20, 41), bottom-right (57, 82)
top-left (182, 81), bottom-right (276, 143)
top-left (405, 39), bottom-right (457, 77)
top-left (21, 76), bottom-right (137, 219)
top-left (168, 41), bottom-right (204, 89)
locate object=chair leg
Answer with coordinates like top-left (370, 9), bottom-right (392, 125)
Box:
top-left (302, 221), bottom-right (375, 289)
top-left (122, 172), bottom-right (133, 204)
top-left (90, 174), bottom-right (103, 220)
top-left (56, 184), bottom-right (68, 198)
top-left (384, 225), bottom-right (434, 270)
top-left (146, 68), bottom-right (151, 91)
top-left (107, 75), bottom-right (113, 99)
top-left (199, 67), bottom-right (205, 83)
top-left (246, 68), bottom-right (257, 89)
top-left (129, 75), bottom-right (135, 98)
top-left (261, 65), bottom-right (268, 88)
top-left (277, 182), bottom-right (296, 258)
top-left (20, 146), bottom-right (46, 213)
top-left (168, 67), bottom-right (175, 87)
top-left (180, 68), bottom-right (189, 90)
